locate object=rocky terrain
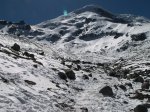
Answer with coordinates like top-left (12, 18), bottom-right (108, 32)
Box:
top-left (0, 5), bottom-right (150, 112)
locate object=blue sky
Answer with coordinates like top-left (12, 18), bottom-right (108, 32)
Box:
top-left (0, 0), bottom-right (149, 24)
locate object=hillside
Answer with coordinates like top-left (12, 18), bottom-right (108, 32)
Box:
top-left (0, 5), bottom-right (150, 112)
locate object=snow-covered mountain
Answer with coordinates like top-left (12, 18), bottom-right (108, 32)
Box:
top-left (0, 5), bottom-right (150, 112)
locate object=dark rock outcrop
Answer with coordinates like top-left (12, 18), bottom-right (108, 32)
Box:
top-left (33, 64), bottom-right (38, 68)
top-left (24, 80), bottom-right (36, 85)
top-left (88, 74), bottom-right (92, 77)
top-left (117, 42), bottom-right (129, 52)
top-left (119, 85), bottom-right (127, 91)
top-left (1, 77), bottom-right (9, 83)
top-left (85, 18), bottom-right (96, 23)
top-left (125, 83), bottom-right (133, 89)
top-left (39, 52), bottom-right (45, 56)
top-left (11, 43), bottom-right (20, 51)
top-left (80, 107), bottom-right (88, 112)
top-left (65, 69), bottom-right (76, 80)
top-left (58, 72), bottom-right (67, 80)
top-left (130, 90), bottom-right (145, 100)
top-left (134, 105), bottom-right (148, 112)
top-left (99, 86), bottom-right (114, 97)
top-left (109, 70), bottom-right (117, 77)
top-left (82, 75), bottom-right (89, 80)
top-left (134, 76), bottom-right (144, 83)
top-left (0, 20), bottom-right (8, 25)
top-left (141, 80), bottom-right (149, 90)
top-left (23, 52), bottom-right (35, 59)
top-left (114, 33), bottom-right (123, 39)
top-left (131, 33), bottom-right (147, 41)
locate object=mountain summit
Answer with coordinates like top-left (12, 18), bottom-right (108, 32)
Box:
top-left (73, 5), bottom-right (114, 17)
top-left (0, 5), bottom-right (150, 112)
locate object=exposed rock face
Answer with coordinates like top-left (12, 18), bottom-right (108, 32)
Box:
top-left (99, 86), bottom-right (114, 97)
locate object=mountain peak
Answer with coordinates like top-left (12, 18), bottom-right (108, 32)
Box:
top-left (73, 5), bottom-right (114, 18)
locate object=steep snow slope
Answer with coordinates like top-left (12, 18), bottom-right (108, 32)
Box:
top-left (35, 5), bottom-right (150, 62)
top-left (0, 5), bottom-right (150, 112)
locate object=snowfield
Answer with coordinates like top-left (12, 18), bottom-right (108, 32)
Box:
top-left (0, 5), bottom-right (150, 112)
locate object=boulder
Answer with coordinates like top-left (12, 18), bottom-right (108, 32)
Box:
top-left (80, 107), bottom-right (88, 112)
top-left (123, 101), bottom-right (128, 104)
top-left (77, 64), bottom-right (81, 71)
top-left (109, 70), bottom-right (119, 77)
top-left (24, 80), bottom-right (36, 85)
top-left (119, 85), bottom-right (127, 91)
top-left (134, 76), bottom-right (144, 83)
top-left (58, 72), bottom-right (67, 80)
top-left (93, 78), bottom-right (97, 80)
top-left (65, 69), bottom-right (76, 80)
top-left (33, 64), bottom-right (38, 68)
top-left (130, 90), bottom-right (144, 100)
top-left (134, 105), bottom-right (148, 112)
top-left (125, 83), bottom-right (133, 89)
top-left (72, 60), bottom-right (81, 64)
top-left (39, 52), bottom-right (44, 56)
top-left (88, 74), bottom-right (92, 77)
top-left (1, 77), bottom-right (9, 83)
top-left (127, 72), bottom-right (139, 79)
top-left (11, 43), bottom-right (20, 51)
top-left (29, 54), bottom-right (35, 59)
top-left (99, 86), bottom-right (114, 97)
top-left (23, 52), bottom-right (30, 57)
top-left (82, 75), bottom-right (89, 80)
top-left (23, 52), bottom-right (35, 59)
top-left (141, 81), bottom-right (149, 90)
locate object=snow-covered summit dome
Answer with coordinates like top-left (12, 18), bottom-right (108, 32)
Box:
top-left (73, 5), bottom-right (114, 18)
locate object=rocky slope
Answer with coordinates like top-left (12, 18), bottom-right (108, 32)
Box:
top-left (0, 5), bottom-right (150, 112)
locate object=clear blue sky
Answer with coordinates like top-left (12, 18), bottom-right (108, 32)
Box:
top-left (0, 0), bottom-right (149, 24)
